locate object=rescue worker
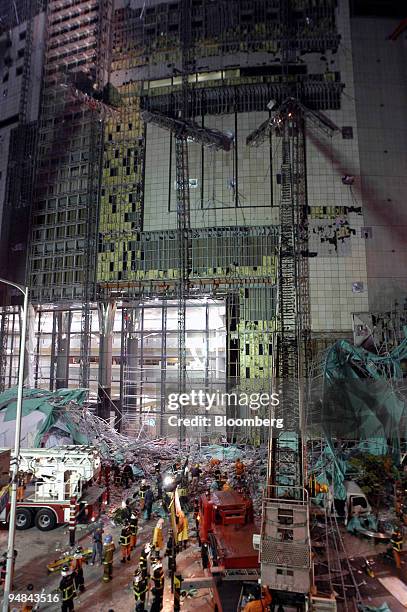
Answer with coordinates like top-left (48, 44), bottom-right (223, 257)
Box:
top-left (133, 569), bottom-right (148, 612)
top-left (391, 527), bottom-right (403, 569)
top-left (200, 542), bottom-right (209, 569)
top-left (209, 457), bottom-right (220, 470)
top-left (152, 517), bottom-right (164, 555)
top-left (59, 564), bottom-right (76, 612)
top-left (113, 463), bottom-right (121, 487)
top-left (138, 543), bottom-right (151, 580)
top-left (102, 534), bottom-right (115, 582)
top-left (119, 519), bottom-right (132, 562)
top-left (156, 471), bottom-right (163, 500)
top-left (144, 485), bottom-right (154, 520)
top-left (17, 470), bottom-right (26, 502)
top-left (193, 498), bottom-right (200, 537)
top-left (235, 458), bottom-right (245, 480)
top-left (165, 529), bottom-right (176, 578)
top-left (243, 587), bottom-right (272, 612)
top-left (177, 510), bottom-right (189, 550)
top-left (121, 462), bottom-right (134, 489)
top-left (139, 479), bottom-right (148, 511)
top-left (70, 546), bottom-right (85, 592)
top-left (191, 464), bottom-right (201, 489)
top-left (222, 479), bottom-right (232, 491)
top-left (130, 511), bottom-right (139, 550)
top-left (151, 558), bottom-right (164, 609)
top-left (90, 521), bottom-right (104, 565)
top-left (150, 587), bottom-right (162, 612)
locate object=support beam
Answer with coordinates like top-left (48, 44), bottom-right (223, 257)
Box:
top-left (55, 311), bottom-right (72, 390)
top-left (97, 301), bottom-right (116, 421)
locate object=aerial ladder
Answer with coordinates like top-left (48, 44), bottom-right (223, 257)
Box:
top-left (247, 98), bottom-right (339, 609)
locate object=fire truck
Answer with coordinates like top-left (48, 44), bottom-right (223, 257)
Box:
top-left (0, 446), bottom-right (105, 531)
top-left (199, 489), bottom-right (260, 571)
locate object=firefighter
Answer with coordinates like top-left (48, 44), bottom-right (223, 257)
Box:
top-left (119, 519), bottom-right (132, 562)
top-left (102, 534), bottom-right (115, 582)
top-left (133, 569), bottom-right (148, 612)
top-left (165, 529), bottom-right (176, 578)
top-left (130, 511), bottom-right (139, 550)
top-left (151, 558), bottom-right (164, 608)
top-left (222, 479), bottom-right (232, 491)
top-left (191, 464), bottom-right (201, 489)
top-left (17, 470), bottom-right (26, 502)
top-left (152, 517), bottom-right (164, 555)
top-left (121, 462), bottom-right (134, 489)
top-left (391, 527), bottom-right (403, 569)
top-left (113, 463), bottom-right (121, 487)
top-left (138, 543), bottom-right (152, 580)
top-left (201, 542), bottom-right (209, 569)
top-left (70, 546), bottom-right (85, 592)
top-left (144, 485), bottom-right (154, 520)
top-left (209, 457), bottom-right (220, 470)
top-left (59, 565), bottom-right (76, 612)
top-left (177, 511), bottom-right (189, 550)
top-left (243, 587), bottom-right (272, 612)
top-left (235, 458), bottom-right (245, 479)
top-left (193, 498), bottom-right (200, 536)
top-left (139, 479), bottom-right (148, 511)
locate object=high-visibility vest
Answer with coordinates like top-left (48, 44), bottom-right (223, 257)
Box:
top-left (61, 581), bottom-right (75, 601)
top-left (133, 580), bottom-right (148, 599)
top-left (130, 521), bottom-right (138, 536)
top-left (391, 533), bottom-right (403, 551)
top-left (119, 531), bottom-right (131, 546)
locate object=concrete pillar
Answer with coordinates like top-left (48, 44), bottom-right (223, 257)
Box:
top-left (55, 311), bottom-right (72, 389)
top-left (97, 301), bottom-right (116, 421)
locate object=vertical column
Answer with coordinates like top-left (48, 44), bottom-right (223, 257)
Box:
top-left (55, 311), bottom-right (72, 390)
top-left (98, 301), bottom-right (116, 421)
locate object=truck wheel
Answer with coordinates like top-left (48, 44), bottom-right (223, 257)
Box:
top-left (35, 509), bottom-right (57, 531)
top-left (16, 508), bottom-right (33, 530)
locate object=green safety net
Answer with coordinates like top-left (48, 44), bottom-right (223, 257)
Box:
top-left (312, 336), bottom-right (407, 464)
top-left (0, 387), bottom-right (89, 446)
top-left (358, 604), bottom-right (392, 612)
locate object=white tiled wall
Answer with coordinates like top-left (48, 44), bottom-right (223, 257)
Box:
top-left (143, 0), bottom-right (371, 334)
top-left (351, 16), bottom-right (407, 311)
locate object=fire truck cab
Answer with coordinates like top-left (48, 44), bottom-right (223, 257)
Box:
top-left (0, 446), bottom-right (105, 531)
top-left (199, 489), bottom-right (259, 571)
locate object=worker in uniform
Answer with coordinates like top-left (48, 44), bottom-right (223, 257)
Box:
top-left (113, 463), bottom-right (121, 487)
top-left (59, 564), bottom-right (76, 612)
top-left (165, 530), bottom-right (176, 578)
top-left (177, 510), bottom-right (189, 550)
top-left (209, 457), bottom-right (220, 471)
top-left (193, 498), bottom-right (200, 538)
top-left (102, 534), bottom-right (115, 582)
top-left (138, 543), bottom-right (151, 580)
top-left (130, 511), bottom-right (139, 550)
top-left (190, 464), bottom-right (201, 490)
top-left (152, 517), bottom-right (164, 556)
top-left (70, 546), bottom-right (85, 592)
top-left (223, 479), bottom-right (232, 491)
top-left (17, 470), bottom-right (26, 502)
top-left (119, 519), bottom-right (132, 562)
top-left (243, 587), bottom-right (272, 612)
top-left (144, 484), bottom-right (154, 521)
top-left (90, 522), bottom-right (104, 565)
top-left (139, 479), bottom-right (148, 511)
top-left (121, 462), bottom-right (134, 489)
top-left (151, 558), bottom-right (164, 610)
top-left (391, 527), bottom-right (403, 569)
top-left (133, 569), bottom-right (148, 612)
top-left (235, 458), bottom-right (245, 481)
top-left (200, 542), bottom-right (209, 569)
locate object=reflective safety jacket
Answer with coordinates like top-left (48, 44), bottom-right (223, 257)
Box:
top-left (59, 575), bottom-right (76, 601)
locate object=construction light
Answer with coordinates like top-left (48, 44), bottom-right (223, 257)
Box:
top-left (163, 476), bottom-right (174, 488)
